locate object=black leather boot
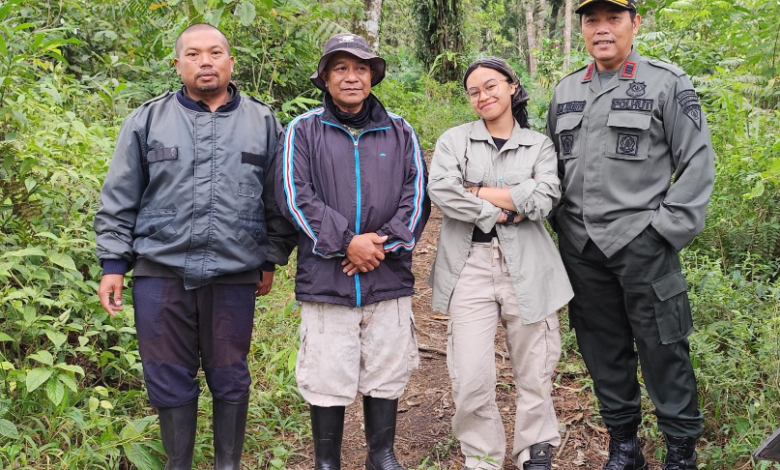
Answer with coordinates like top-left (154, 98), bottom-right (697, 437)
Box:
top-left (523, 443), bottom-right (553, 470)
top-left (602, 423), bottom-right (647, 470)
top-left (213, 395), bottom-right (249, 470)
top-left (662, 433), bottom-right (697, 470)
top-left (159, 400), bottom-right (198, 470)
top-left (363, 396), bottom-right (406, 470)
top-left (311, 405), bottom-right (345, 470)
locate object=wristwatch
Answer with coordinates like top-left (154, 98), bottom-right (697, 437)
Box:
top-left (500, 209), bottom-right (518, 225)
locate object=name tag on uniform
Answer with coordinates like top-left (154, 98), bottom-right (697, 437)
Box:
top-left (611, 99), bottom-right (654, 112)
top-left (557, 101), bottom-right (586, 115)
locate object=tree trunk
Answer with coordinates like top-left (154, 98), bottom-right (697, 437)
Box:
top-left (524, 0), bottom-right (537, 75)
top-left (363, 0), bottom-right (383, 51)
top-left (536, 0), bottom-right (548, 50)
top-left (563, 0), bottom-right (572, 70)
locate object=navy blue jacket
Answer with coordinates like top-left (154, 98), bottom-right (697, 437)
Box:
top-left (276, 95), bottom-right (429, 307)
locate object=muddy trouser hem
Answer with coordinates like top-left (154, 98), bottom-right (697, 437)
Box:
top-left (295, 297), bottom-right (419, 407)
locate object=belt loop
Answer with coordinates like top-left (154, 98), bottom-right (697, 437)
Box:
top-left (318, 304), bottom-right (325, 334)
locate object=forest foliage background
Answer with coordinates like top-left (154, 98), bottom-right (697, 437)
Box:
top-left (0, 0), bottom-right (779, 468)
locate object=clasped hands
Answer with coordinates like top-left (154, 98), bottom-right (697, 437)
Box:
top-left (341, 233), bottom-right (387, 276)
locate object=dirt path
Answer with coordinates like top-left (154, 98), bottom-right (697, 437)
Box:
top-left (289, 200), bottom-right (664, 470)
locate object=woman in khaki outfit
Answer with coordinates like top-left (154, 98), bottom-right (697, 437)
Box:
top-left (427, 57), bottom-right (573, 470)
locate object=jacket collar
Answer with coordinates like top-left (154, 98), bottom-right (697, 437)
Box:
top-left (469, 118), bottom-right (538, 149)
top-left (176, 82), bottom-right (241, 113)
top-left (582, 47), bottom-right (642, 83)
top-left (320, 93), bottom-right (391, 130)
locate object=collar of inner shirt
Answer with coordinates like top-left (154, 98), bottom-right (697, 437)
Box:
top-left (178, 82), bottom-right (240, 113)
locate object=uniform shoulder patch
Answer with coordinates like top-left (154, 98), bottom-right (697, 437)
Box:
top-left (644, 58), bottom-right (685, 77)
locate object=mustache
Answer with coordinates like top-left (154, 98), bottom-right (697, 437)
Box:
top-left (196, 69), bottom-right (218, 78)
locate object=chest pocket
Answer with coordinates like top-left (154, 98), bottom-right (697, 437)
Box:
top-left (556, 114), bottom-right (583, 160)
top-left (461, 142), bottom-right (488, 187)
top-left (606, 113), bottom-right (651, 161)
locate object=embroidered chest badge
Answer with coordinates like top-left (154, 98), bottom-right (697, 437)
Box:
top-left (617, 133), bottom-right (639, 156)
top-left (561, 135), bottom-right (574, 155)
top-left (626, 81), bottom-right (646, 97)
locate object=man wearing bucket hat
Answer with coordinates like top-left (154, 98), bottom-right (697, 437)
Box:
top-left (546, 0), bottom-right (715, 469)
top-left (276, 32), bottom-right (429, 470)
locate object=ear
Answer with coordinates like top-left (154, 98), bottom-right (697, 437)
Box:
top-left (174, 58), bottom-right (182, 77)
top-left (230, 56), bottom-right (235, 73)
top-left (633, 13), bottom-right (642, 34)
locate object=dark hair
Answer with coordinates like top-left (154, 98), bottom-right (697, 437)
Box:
top-left (463, 57), bottom-right (530, 129)
top-left (175, 23), bottom-right (231, 58)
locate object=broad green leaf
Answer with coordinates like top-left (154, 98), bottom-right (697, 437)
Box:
top-left (0, 419), bottom-right (18, 439)
top-left (0, 333), bottom-right (14, 342)
top-left (3, 247), bottom-right (46, 258)
top-left (0, 362), bottom-right (14, 371)
top-left (124, 442), bottom-right (164, 470)
top-left (88, 396), bottom-right (99, 412)
top-left (58, 373), bottom-right (78, 392)
top-left (23, 305), bottom-right (36, 324)
top-left (46, 379), bottom-right (65, 406)
top-left (100, 400), bottom-right (113, 410)
top-left (28, 350), bottom-right (53, 366)
top-left (35, 231), bottom-right (60, 241)
top-left (45, 330), bottom-right (68, 350)
top-left (26, 368), bottom-right (54, 392)
top-left (192, 0), bottom-right (206, 13)
top-left (56, 363), bottom-right (85, 376)
top-left (234, 1), bottom-right (256, 26)
top-left (47, 251), bottom-right (77, 271)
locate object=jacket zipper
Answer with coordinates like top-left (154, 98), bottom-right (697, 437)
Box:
top-left (322, 121), bottom-right (390, 307)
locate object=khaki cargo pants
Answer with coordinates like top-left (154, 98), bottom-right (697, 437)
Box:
top-left (295, 297), bottom-right (419, 407)
top-left (448, 241), bottom-right (562, 469)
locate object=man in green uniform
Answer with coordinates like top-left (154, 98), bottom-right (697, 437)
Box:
top-left (546, 1), bottom-right (715, 469)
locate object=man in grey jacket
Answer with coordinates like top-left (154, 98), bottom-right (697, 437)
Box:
top-left (94, 23), bottom-right (296, 470)
top-left (546, 0), bottom-right (715, 468)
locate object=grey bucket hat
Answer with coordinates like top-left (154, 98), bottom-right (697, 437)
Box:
top-left (310, 32), bottom-right (387, 92)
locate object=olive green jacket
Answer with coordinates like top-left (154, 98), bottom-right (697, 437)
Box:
top-left (546, 48), bottom-right (716, 257)
top-left (427, 119), bottom-right (573, 324)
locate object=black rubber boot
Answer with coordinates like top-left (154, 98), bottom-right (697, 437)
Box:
top-left (363, 396), bottom-right (406, 470)
top-left (602, 423), bottom-right (647, 470)
top-left (662, 433), bottom-right (697, 470)
top-left (159, 400), bottom-right (198, 470)
top-left (213, 395), bottom-right (249, 470)
top-left (311, 405), bottom-right (345, 470)
top-left (523, 443), bottom-right (553, 470)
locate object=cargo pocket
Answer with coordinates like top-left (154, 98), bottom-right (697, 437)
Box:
top-left (542, 314), bottom-right (562, 378)
top-left (651, 272), bottom-right (693, 344)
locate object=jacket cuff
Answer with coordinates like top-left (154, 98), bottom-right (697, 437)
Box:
top-left (342, 230), bottom-right (356, 253)
top-left (475, 202), bottom-right (502, 233)
top-left (509, 179), bottom-right (537, 215)
top-left (260, 261), bottom-right (276, 272)
top-left (101, 259), bottom-right (129, 276)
